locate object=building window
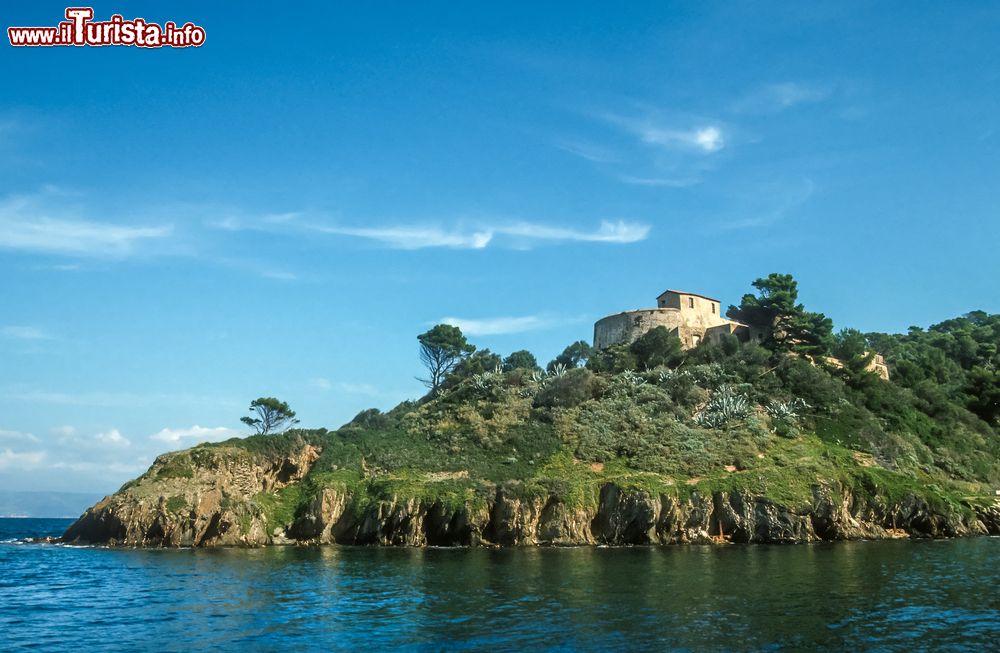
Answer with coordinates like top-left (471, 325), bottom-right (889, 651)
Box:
top-left (711, 303), bottom-right (716, 314)
top-left (688, 297), bottom-right (694, 309)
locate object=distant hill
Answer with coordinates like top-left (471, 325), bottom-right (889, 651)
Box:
top-left (0, 491), bottom-right (104, 518)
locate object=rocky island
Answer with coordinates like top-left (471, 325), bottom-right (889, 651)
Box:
top-left (63, 276), bottom-right (1000, 547)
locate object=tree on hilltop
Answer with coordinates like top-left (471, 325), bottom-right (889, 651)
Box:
top-left (241, 397), bottom-right (299, 435)
top-left (418, 324), bottom-right (475, 392)
top-left (547, 340), bottom-right (592, 372)
top-left (502, 350), bottom-right (540, 372)
top-left (728, 273), bottom-right (834, 356)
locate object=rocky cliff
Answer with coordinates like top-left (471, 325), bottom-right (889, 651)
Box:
top-left (62, 434), bottom-right (1000, 547)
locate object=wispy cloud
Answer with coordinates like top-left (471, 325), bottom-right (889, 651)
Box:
top-left (209, 206), bottom-right (649, 251)
top-left (554, 139), bottom-right (621, 164)
top-left (0, 428), bottom-right (40, 443)
top-left (260, 269), bottom-right (298, 281)
top-left (311, 224), bottom-right (495, 249)
top-left (309, 377), bottom-right (333, 391)
top-left (601, 113), bottom-right (726, 153)
top-left (733, 82), bottom-right (832, 113)
top-left (0, 192), bottom-right (172, 257)
top-left (6, 388), bottom-right (238, 409)
top-left (616, 174), bottom-right (701, 188)
top-left (715, 178), bottom-right (817, 231)
top-left (211, 211), bottom-right (301, 232)
top-left (309, 377), bottom-right (379, 395)
top-left (149, 425), bottom-right (239, 444)
top-left (1, 325), bottom-right (53, 340)
top-left (0, 448), bottom-right (46, 470)
top-left (51, 458), bottom-right (150, 476)
top-left (498, 220), bottom-right (648, 243)
top-left (439, 313), bottom-right (582, 336)
top-left (306, 219), bottom-right (648, 250)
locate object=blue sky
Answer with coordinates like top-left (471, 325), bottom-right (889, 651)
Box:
top-left (1, 1), bottom-right (998, 494)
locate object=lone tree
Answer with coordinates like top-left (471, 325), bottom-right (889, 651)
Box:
top-left (418, 324), bottom-right (475, 392)
top-left (727, 273), bottom-right (834, 356)
top-left (241, 397), bottom-right (299, 435)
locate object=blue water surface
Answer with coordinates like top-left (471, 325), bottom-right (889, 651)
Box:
top-left (1, 519), bottom-right (998, 651)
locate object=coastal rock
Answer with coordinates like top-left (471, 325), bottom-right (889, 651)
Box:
top-left (62, 438), bottom-right (997, 548)
top-left (62, 439), bottom-right (320, 547)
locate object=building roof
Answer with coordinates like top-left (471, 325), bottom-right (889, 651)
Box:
top-left (656, 289), bottom-right (722, 303)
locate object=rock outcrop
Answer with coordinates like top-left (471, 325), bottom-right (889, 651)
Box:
top-left (61, 437), bottom-right (1000, 548)
top-left (62, 441), bottom-right (321, 546)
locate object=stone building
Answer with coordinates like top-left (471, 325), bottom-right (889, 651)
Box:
top-left (593, 289), bottom-right (749, 350)
top-left (593, 287), bottom-right (889, 380)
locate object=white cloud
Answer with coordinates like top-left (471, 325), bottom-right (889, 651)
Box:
top-left (0, 192), bottom-right (172, 257)
top-left (1, 325), bottom-right (53, 340)
top-left (440, 314), bottom-right (562, 336)
top-left (734, 82), bottom-right (832, 113)
top-left (307, 219), bottom-right (648, 250)
top-left (640, 124), bottom-right (724, 152)
top-left (94, 429), bottom-right (130, 446)
top-left (149, 425), bottom-right (239, 444)
top-left (51, 425), bottom-right (76, 437)
top-left (693, 127), bottom-right (724, 152)
top-left (0, 448), bottom-right (46, 470)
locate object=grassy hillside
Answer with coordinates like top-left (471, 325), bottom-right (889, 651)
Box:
top-left (194, 310), bottom-right (999, 531)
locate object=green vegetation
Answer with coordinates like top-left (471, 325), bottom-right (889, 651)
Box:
top-left (173, 274), bottom-right (998, 532)
top-left (156, 455), bottom-right (194, 479)
top-left (165, 495), bottom-right (188, 513)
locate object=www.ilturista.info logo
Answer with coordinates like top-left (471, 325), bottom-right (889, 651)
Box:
top-left (8, 7), bottom-right (206, 48)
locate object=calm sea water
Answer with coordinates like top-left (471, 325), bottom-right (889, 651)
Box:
top-left (1, 519), bottom-right (998, 652)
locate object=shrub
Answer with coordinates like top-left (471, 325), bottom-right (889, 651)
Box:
top-left (534, 368), bottom-right (601, 409)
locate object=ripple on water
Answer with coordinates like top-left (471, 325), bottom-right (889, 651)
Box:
top-left (1, 523), bottom-right (1000, 651)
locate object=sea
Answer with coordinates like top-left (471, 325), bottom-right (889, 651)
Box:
top-left (1, 518), bottom-right (998, 651)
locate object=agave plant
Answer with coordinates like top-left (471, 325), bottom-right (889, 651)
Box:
top-left (549, 363), bottom-right (569, 378)
top-left (657, 368), bottom-right (691, 385)
top-left (765, 398), bottom-right (810, 420)
top-left (471, 366), bottom-right (505, 392)
top-left (617, 369), bottom-right (646, 388)
top-left (695, 385), bottom-right (754, 428)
